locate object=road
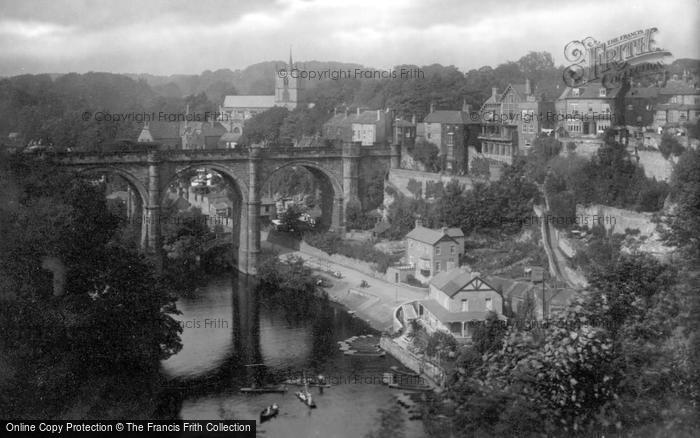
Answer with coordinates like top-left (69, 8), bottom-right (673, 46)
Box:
top-left (277, 250), bottom-right (428, 332)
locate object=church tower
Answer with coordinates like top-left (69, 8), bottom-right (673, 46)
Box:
top-left (275, 47), bottom-right (302, 109)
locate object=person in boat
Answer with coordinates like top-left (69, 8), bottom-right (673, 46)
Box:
top-left (318, 374), bottom-right (325, 394)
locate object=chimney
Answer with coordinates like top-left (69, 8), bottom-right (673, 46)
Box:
top-left (441, 226), bottom-right (448, 234)
top-left (411, 114), bottom-right (416, 124)
top-left (429, 102), bottom-right (435, 113)
top-left (525, 79), bottom-right (531, 95)
top-left (376, 109), bottom-right (380, 121)
top-left (334, 107), bottom-right (337, 116)
top-left (462, 99), bottom-right (471, 113)
top-left (357, 107), bottom-right (361, 116)
top-left (492, 87), bottom-right (498, 98)
top-left (415, 218), bottom-right (423, 228)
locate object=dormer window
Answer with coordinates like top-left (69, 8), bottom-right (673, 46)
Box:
top-left (571, 88), bottom-right (580, 97)
top-left (599, 88), bottom-right (607, 97)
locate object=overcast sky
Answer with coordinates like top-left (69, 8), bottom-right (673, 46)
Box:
top-left (0, 0), bottom-right (698, 76)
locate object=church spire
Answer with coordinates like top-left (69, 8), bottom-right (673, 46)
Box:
top-left (289, 45), bottom-right (293, 68)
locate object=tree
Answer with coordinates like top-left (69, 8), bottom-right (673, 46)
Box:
top-left (470, 156), bottom-right (491, 180)
top-left (238, 106), bottom-right (290, 145)
top-left (0, 155), bottom-right (181, 417)
top-left (658, 132), bottom-right (686, 159)
top-left (665, 148), bottom-right (700, 260)
top-left (471, 312), bottom-right (508, 354)
top-left (409, 138), bottom-right (441, 172)
top-left (406, 178), bottom-right (422, 198)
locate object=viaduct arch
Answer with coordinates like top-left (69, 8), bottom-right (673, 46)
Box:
top-left (56, 142), bottom-right (399, 275)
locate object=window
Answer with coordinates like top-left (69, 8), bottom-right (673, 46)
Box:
top-left (435, 246), bottom-right (441, 255)
top-left (447, 133), bottom-right (454, 146)
top-left (599, 88), bottom-right (607, 97)
top-left (571, 88), bottom-right (580, 97)
top-left (427, 133), bottom-right (431, 139)
top-left (485, 298), bottom-right (493, 311)
top-left (434, 261), bottom-right (440, 273)
top-left (450, 245), bottom-right (455, 254)
top-left (461, 299), bottom-right (469, 311)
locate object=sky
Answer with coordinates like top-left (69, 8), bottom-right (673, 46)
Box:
top-left (0, 0), bottom-right (699, 76)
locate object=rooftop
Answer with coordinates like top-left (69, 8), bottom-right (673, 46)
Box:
top-left (418, 299), bottom-right (506, 323)
top-left (222, 95), bottom-right (276, 108)
top-left (406, 225), bottom-right (463, 245)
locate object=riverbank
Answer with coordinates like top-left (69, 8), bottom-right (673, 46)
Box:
top-left (263, 231), bottom-right (428, 332)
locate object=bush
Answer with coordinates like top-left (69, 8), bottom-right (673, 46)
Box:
top-left (426, 330), bottom-right (458, 358)
top-left (405, 274), bottom-right (426, 288)
top-left (303, 232), bottom-right (400, 273)
top-left (659, 133), bottom-right (685, 159)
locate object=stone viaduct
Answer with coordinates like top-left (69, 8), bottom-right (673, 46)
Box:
top-left (54, 142), bottom-right (400, 274)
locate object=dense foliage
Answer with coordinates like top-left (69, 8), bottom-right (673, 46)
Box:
top-left (303, 232), bottom-right (400, 273)
top-left (0, 154), bottom-right (182, 418)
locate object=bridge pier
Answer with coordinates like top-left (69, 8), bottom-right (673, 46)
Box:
top-left (342, 142), bottom-right (360, 213)
top-left (146, 152), bottom-right (163, 272)
top-left (331, 196), bottom-right (345, 233)
top-left (239, 146), bottom-right (262, 275)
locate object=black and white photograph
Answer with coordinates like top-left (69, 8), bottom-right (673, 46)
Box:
top-left (1, 1), bottom-right (699, 437)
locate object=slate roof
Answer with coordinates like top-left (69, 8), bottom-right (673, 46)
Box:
top-left (418, 299), bottom-right (505, 323)
top-left (222, 95), bottom-right (276, 108)
top-left (406, 225), bottom-right (462, 245)
top-left (558, 82), bottom-right (621, 100)
top-left (424, 110), bottom-right (470, 124)
top-left (658, 81), bottom-right (699, 95)
top-left (627, 87), bottom-right (660, 99)
top-left (352, 110), bottom-right (386, 124)
top-left (431, 269), bottom-right (478, 296)
top-left (483, 275), bottom-right (577, 309)
top-left (138, 122), bottom-right (181, 141)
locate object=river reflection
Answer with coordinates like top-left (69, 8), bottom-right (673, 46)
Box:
top-left (158, 273), bottom-right (425, 438)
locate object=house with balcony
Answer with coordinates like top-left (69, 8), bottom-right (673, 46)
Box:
top-left (476, 80), bottom-right (554, 167)
top-left (416, 268), bottom-right (506, 341)
top-left (555, 81), bottom-right (619, 137)
top-left (405, 221), bottom-right (464, 282)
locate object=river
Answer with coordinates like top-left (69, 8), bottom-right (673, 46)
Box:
top-left (155, 273), bottom-right (426, 438)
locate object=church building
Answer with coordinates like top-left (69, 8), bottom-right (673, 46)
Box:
top-left (218, 50), bottom-right (303, 146)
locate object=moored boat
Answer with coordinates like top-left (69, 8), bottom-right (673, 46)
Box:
top-left (259, 404), bottom-right (279, 423)
top-left (388, 382), bottom-right (432, 391)
top-left (240, 385), bottom-right (288, 394)
top-left (295, 390), bottom-right (317, 408)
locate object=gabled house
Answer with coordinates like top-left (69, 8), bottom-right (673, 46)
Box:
top-left (555, 81), bottom-right (619, 137)
top-left (181, 121), bottom-right (227, 150)
top-left (417, 268), bottom-right (506, 340)
top-left (418, 103), bottom-right (480, 174)
top-left (405, 220), bottom-right (464, 282)
top-left (136, 122), bottom-right (181, 148)
top-left (477, 80), bottom-right (555, 166)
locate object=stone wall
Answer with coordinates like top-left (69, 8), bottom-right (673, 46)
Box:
top-left (380, 336), bottom-right (445, 388)
top-left (299, 241), bottom-right (384, 279)
top-left (388, 168), bottom-right (474, 199)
